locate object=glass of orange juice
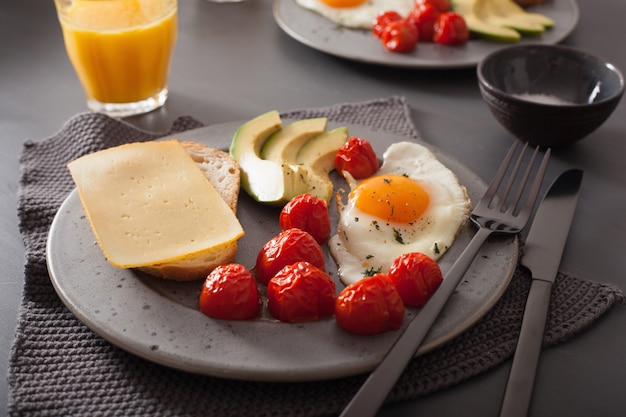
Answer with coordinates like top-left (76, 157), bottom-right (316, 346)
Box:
top-left (54, 0), bottom-right (177, 117)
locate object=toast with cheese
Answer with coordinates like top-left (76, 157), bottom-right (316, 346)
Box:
top-left (68, 140), bottom-right (243, 282)
top-left (138, 142), bottom-right (242, 281)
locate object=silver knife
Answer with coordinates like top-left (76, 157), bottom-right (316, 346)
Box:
top-left (499, 168), bottom-right (583, 417)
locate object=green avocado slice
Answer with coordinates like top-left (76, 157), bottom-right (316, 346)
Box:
top-left (484, 0), bottom-right (553, 35)
top-left (453, 0), bottom-right (521, 42)
top-left (296, 127), bottom-right (349, 203)
top-left (260, 118), bottom-right (328, 163)
top-left (229, 111), bottom-right (308, 206)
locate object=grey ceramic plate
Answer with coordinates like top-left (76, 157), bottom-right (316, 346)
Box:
top-left (46, 121), bottom-right (517, 382)
top-left (273, 0), bottom-right (579, 69)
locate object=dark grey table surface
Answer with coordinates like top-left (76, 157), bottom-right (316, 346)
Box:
top-left (1, 0), bottom-right (625, 416)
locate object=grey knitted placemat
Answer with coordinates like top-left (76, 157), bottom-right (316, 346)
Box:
top-left (9, 96), bottom-right (625, 417)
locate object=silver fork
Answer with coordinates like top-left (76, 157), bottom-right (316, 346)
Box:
top-left (339, 141), bottom-right (551, 417)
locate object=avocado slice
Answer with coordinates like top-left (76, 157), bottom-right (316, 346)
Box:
top-left (260, 118), bottom-right (328, 163)
top-left (453, 0), bottom-right (521, 42)
top-left (296, 127), bottom-right (348, 203)
top-left (484, 0), bottom-right (554, 35)
top-left (229, 111), bottom-right (308, 206)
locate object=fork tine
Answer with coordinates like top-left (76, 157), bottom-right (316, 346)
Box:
top-left (497, 141), bottom-right (529, 212)
top-left (484, 141), bottom-right (520, 206)
top-left (518, 146), bottom-right (551, 218)
top-left (506, 144), bottom-right (540, 215)
top-left (487, 142), bottom-right (549, 217)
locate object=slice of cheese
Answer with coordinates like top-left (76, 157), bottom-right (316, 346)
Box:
top-left (67, 140), bottom-right (244, 269)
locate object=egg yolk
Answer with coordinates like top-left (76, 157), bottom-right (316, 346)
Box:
top-left (320, 0), bottom-right (367, 8)
top-left (350, 175), bottom-right (430, 224)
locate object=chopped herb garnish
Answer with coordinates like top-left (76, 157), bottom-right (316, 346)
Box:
top-left (363, 266), bottom-right (382, 277)
top-left (434, 242), bottom-right (440, 254)
top-left (393, 228), bottom-right (405, 244)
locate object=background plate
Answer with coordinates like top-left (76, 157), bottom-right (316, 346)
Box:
top-left (273, 0), bottom-right (580, 69)
top-left (47, 121), bottom-right (517, 382)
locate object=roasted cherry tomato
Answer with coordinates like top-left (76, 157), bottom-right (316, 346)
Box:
top-left (254, 228), bottom-right (326, 285)
top-left (388, 252), bottom-right (443, 307)
top-left (334, 136), bottom-right (380, 180)
top-left (279, 194), bottom-right (331, 244)
top-left (267, 261), bottom-right (336, 323)
top-left (372, 10), bottom-right (403, 39)
top-left (433, 12), bottom-right (469, 45)
top-left (198, 264), bottom-right (261, 320)
top-left (381, 19), bottom-right (419, 53)
top-left (415, 0), bottom-right (450, 12)
top-left (408, 3), bottom-right (441, 42)
top-left (335, 273), bottom-right (405, 335)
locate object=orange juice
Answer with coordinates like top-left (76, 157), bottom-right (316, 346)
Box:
top-left (56, 0), bottom-right (177, 114)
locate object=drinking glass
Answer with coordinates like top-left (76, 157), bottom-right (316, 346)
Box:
top-left (54, 0), bottom-right (177, 117)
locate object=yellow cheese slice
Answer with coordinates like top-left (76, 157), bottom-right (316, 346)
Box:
top-left (67, 140), bottom-right (244, 269)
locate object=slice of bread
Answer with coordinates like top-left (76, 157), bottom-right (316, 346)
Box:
top-left (137, 239), bottom-right (239, 281)
top-left (137, 142), bottom-right (242, 281)
top-left (180, 141), bottom-right (240, 212)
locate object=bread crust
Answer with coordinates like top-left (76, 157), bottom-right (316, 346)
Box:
top-left (180, 141), bottom-right (240, 212)
top-left (137, 142), bottom-right (242, 281)
top-left (138, 240), bottom-right (238, 281)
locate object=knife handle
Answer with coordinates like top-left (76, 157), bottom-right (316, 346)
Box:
top-left (499, 279), bottom-right (552, 417)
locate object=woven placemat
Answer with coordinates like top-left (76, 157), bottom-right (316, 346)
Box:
top-left (9, 96), bottom-right (625, 417)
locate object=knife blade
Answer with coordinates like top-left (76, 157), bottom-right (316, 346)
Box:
top-left (499, 168), bottom-right (583, 417)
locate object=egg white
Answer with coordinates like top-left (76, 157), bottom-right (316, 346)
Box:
top-left (295, 0), bottom-right (415, 29)
top-left (329, 141), bottom-right (471, 286)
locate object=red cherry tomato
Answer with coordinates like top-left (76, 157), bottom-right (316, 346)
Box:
top-left (388, 252), bottom-right (443, 307)
top-left (335, 273), bottom-right (405, 335)
top-left (408, 3), bottom-right (441, 42)
top-left (415, 0), bottom-right (450, 12)
top-left (254, 228), bottom-right (326, 285)
top-left (334, 136), bottom-right (380, 180)
top-left (372, 10), bottom-right (403, 39)
top-left (381, 19), bottom-right (419, 53)
top-left (433, 12), bottom-right (469, 45)
top-left (279, 194), bottom-right (331, 244)
top-left (198, 264), bottom-right (261, 320)
top-left (267, 261), bottom-right (336, 323)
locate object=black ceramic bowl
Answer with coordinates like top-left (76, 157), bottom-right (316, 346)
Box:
top-left (477, 44), bottom-right (624, 148)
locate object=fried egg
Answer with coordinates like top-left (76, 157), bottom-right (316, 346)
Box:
top-left (295, 0), bottom-right (414, 29)
top-left (329, 141), bottom-right (471, 285)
